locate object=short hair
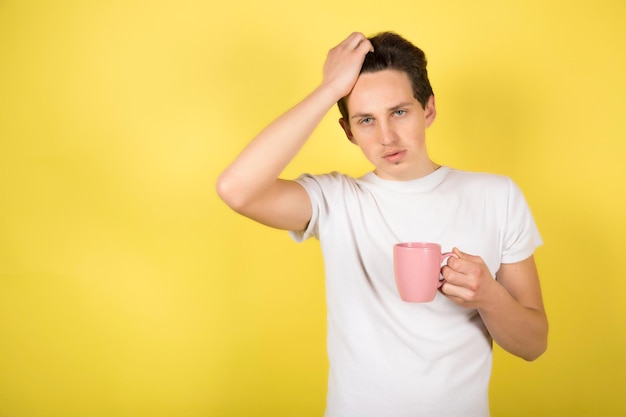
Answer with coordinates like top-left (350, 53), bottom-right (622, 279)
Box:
top-left (337, 32), bottom-right (434, 122)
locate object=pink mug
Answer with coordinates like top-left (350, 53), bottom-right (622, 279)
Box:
top-left (393, 242), bottom-right (458, 303)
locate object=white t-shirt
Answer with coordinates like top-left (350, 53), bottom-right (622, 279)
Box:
top-left (290, 166), bottom-right (542, 417)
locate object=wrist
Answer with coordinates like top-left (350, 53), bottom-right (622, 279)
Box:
top-left (476, 278), bottom-right (507, 315)
top-left (314, 81), bottom-right (348, 105)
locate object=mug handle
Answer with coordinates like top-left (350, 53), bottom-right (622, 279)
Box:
top-left (438, 252), bottom-right (459, 288)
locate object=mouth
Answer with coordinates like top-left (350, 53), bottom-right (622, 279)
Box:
top-left (383, 150), bottom-right (406, 163)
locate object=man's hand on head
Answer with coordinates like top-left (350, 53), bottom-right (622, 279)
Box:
top-left (321, 32), bottom-right (374, 101)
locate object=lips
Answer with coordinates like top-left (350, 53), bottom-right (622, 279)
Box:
top-left (383, 150), bottom-right (406, 163)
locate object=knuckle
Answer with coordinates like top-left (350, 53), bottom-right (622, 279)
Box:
top-left (468, 264), bottom-right (482, 277)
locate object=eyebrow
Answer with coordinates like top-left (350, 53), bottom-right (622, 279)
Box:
top-left (350, 101), bottom-right (416, 119)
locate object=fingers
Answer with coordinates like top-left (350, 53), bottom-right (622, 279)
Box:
top-left (346, 32), bottom-right (365, 48)
top-left (441, 248), bottom-right (487, 285)
top-left (344, 32), bottom-right (374, 52)
top-left (447, 248), bottom-right (483, 272)
top-left (440, 263), bottom-right (479, 305)
top-left (452, 247), bottom-right (480, 261)
top-left (440, 248), bottom-right (495, 307)
top-left (440, 281), bottom-right (473, 303)
top-left (322, 32), bottom-right (373, 98)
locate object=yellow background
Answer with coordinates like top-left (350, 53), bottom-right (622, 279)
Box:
top-left (1, 0), bottom-right (625, 416)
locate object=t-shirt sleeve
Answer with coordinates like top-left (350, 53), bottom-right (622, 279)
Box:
top-left (501, 178), bottom-right (543, 263)
top-left (288, 173), bottom-right (325, 242)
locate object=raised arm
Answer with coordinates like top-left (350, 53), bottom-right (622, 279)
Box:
top-left (216, 33), bottom-right (373, 231)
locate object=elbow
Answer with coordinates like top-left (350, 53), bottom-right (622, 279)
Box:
top-left (216, 172), bottom-right (248, 212)
top-left (522, 338), bottom-right (548, 362)
top-left (522, 322), bottom-right (549, 362)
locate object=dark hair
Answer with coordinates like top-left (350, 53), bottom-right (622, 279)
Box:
top-left (337, 32), bottom-right (434, 122)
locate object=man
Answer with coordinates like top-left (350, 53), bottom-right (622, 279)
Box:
top-left (216, 31), bottom-right (548, 417)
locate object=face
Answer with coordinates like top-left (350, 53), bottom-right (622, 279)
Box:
top-left (339, 69), bottom-right (436, 181)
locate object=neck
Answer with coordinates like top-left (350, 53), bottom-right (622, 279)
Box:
top-left (375, 160), bottom-right (440, 181)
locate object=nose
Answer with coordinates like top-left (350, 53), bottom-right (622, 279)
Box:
top-left (379, 121), bottom-right (398, 145)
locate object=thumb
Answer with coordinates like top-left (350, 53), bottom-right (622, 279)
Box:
top-left (452, 247), bottom-right (473, 259)
top-left (453, 247), bottom-right (484, 264)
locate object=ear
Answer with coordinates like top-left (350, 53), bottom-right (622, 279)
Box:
top-left (424, 95), bottom-right (437, 128)
top-left (339, 118), bottom-right (356, 144)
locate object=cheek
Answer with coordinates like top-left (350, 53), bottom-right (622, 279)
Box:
top-left (354, 135), bottom-right (378, 154)
top-left (352, 125), bottom-right (375, 137)
top-left (358, 143), bottom-right (381, 163)
top-left (353, 127), bottom-right (381, 147)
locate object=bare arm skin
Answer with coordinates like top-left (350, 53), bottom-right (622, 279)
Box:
top-left (216, 33), bottom-right (373, 231)
top-left (441, 249), bottom-right (548, 361)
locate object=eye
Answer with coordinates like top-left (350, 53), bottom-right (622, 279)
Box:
top-left (359, 117), bottom-right (373, 125)
top-left (394, 109), bottom-right (406, 116)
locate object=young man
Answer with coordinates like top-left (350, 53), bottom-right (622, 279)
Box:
top-left (217, 32), bottom-right (548, 417)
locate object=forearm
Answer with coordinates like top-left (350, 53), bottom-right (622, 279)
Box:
top-left (217, 32), bottom-right (373, 212)
top-left (478, 282), bottom-right (548, 361)
top-left (216, 84), bottom-right (339, 208)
